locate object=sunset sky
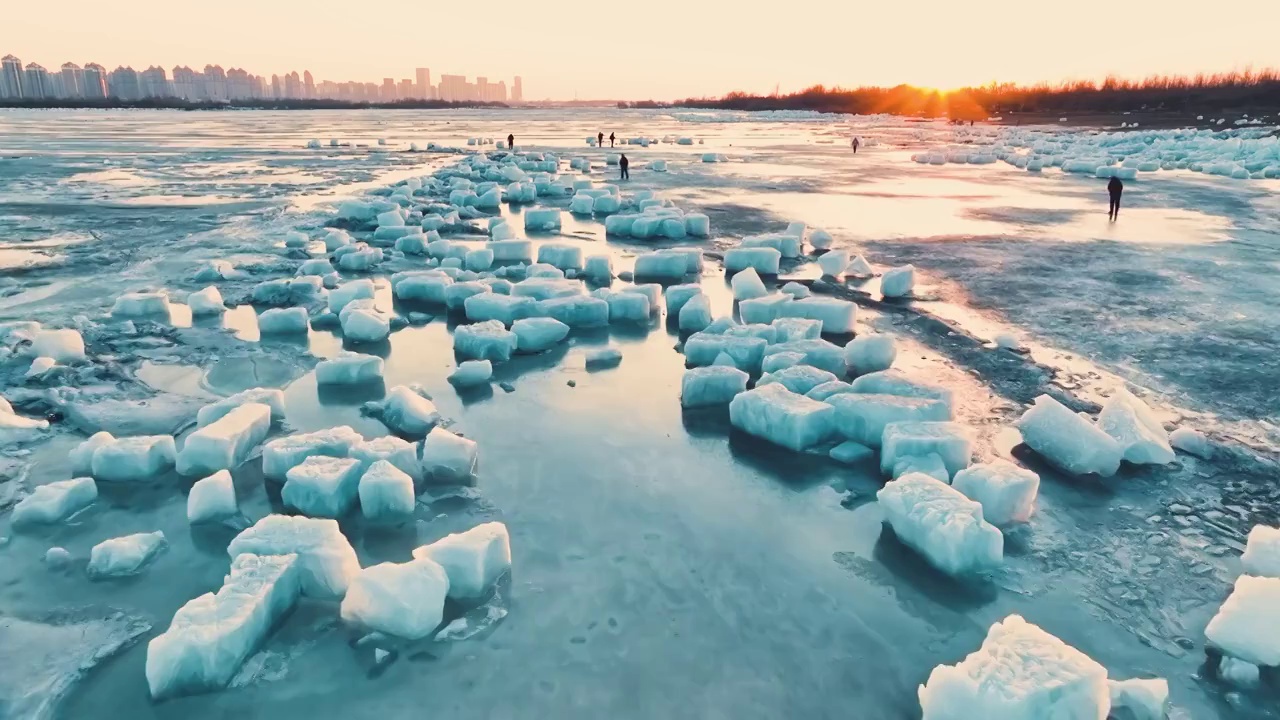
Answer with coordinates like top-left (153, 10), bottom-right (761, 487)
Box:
top-left (9, 0), bottom-right (1280, 100)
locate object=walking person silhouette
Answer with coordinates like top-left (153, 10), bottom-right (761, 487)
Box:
top-left (609, 132), bottom-right (616, 147)
top-left (507, 133), bottom-right (514, 149)
top-left (597, 132), bottom-right (604, 147)
top-left (619, 154), bottom-right (629, 180)
top-left (1108, 176), bottom-right (1124, 221)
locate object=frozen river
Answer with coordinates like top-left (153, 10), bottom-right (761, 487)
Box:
top-left (1, 108), bottom-right (1278, 719)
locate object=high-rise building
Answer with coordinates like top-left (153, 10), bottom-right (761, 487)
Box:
top-left (23, 63), bottom-right (53, 99)
top-left (58, 62), bottom-right (84, 99)
top-left (171, 66), bottom-right (199, 100)
top-left (140, 66), bottom-right (170, 98)
top-left (284, 71), bottom-right (301, 99)
top-left (270, 74), bottom-right (282, 99)
top-left (107, 66), bottom-right (141, 100)
top-left (512, 76), bottom-right (522, 103)
top-left (203, 65), bottom-right (227, 101)
top-left (415, 68), bottom-right (431, 99)
top-left (438, 74), bottom-right (469, 102)
top-left (227, 68), bottom-right (254, 100)
top-left (82, 63), bottom-right (107, 99)
top-left (303, 71), bottom-right (314, 99)
top-left (381, 77), bottom-right (396, 101)
top-left (495, 80), bottom-right (507, 103)
top-left (0, 55), bottom-right (22, 99)
top-left (398, 79), bottom-right (413, 100)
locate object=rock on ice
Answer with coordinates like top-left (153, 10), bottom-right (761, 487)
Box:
top-left (87, 531), bottom-right (168, 577)
top-left (681, 366), bottom-right (749, 407)
top-left (146, 553), bottom-right (299, 698)
top-left (845, 334), bottom-right (897, 375)
top-left (227, 514), bottom-right (360, 598)
top-left (880, 421), bottom-right (973, 479)
top-left (1015, 395), bottom-right (1122, 477)
top-left (340, 558), bottom-right (450, 639)
top-left (316, 352), bottom-right (385, 385)
top-left (420, 426), bottom-right (478, 484)
top-left (261, 426), bottom-right (363, 480)
top-left (825, 393), bottom-right (951, 447)
top-left (412, 522), bottom-right (511, 601)
top-left (454, 320), bottom-right (518, 361)
top-left (177, 402), bottom-right (271, 476)
top-left (187, 470), bottom-right (237, 523)
top-left (12, 477), bottom-right (97, 526)
top-left (881, 264), bottom-right (915, 298)
top-left (91, 435), bottom-right (177, 482)
top-left (512, 317), bottom-right (570, 353)
top-left (729, 384), bottom-right (834, 451)
top-left (918, 615), bottom-right (1107, 718)
top-left (951, 460), bottom-right (1040, 526)
top-left (359, 460), bottom-right (416, 519)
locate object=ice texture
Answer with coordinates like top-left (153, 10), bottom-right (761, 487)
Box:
top-left (282, 456), bottom-right (363, 518)
top-left (845, 334), bottom-right (897, 375)
top-left (412, 522), bottom-right (512, 601)
top-left (359, 460), bottom-right (417, 519)
top-left (261, 426), bottom-right (363, 480)
top-left (420, 427), bottom-right (478, 484)
top-left (776, 297), bottom-right (856, 334)
top-left (951, 460), bottom-right (1041, 526)
top-left (849, 370), bottom-right (953, 416)
top-left (729, 384), bottom-right (834, 451)
top-left (340, 558), bottom-right (450, 639)
top-left (512, 317), bottom-right (570, 353)
top-left (678, 294), bottom-right (713, 332)
top-left (918, 615), bottom-right (1108, 718)
top-left (316, 352), bottom-right (385, 385)
top-left (825, 393), bottom-right (952, 447)
top-left (454, 319), bottom-right (518, 361)
top-left (1097, 389), bottom-right (1174, 465)
top-left (88, 531), bottom-right (167, 577)
top-left (881, 264), bottom-right (915, 298)
top-left (724, 247), bottom-right (781, 275)
top-left (763, 339), bottom-right (846, 376)
top-left (187, 470), bottom-right (237, 523)
top-left (758, 365), bottom-right (839, 395)
top-left (12, 477), bottom-right (97, 526)
top-left (731, 267), bottom-right (769, 301)
top-left (1015, 395), bottom-right (1122, 477)
top-left (464, 293), bottom-right (536, 325)
top-left (146, 553), bottom-right (300, 698)
top-left (197, 388), bottom-right (286, 428)
top-left (681, 366), bottom-right (749, 408)
top-left (378, 386), bottom-right (442, 436)
top-left (91, 435), bottom-right (177, 482)
top-left (1205, 574), bottom-right (1280, 666)
top-left (536, 295), bottom-right (610, 328)
top-left (880, 421), bottom-right (973, 479)
top-left (683, 333), bottom-right (767, 373)
top-left (227, 514), bottom-right (360, 598)
top-left (177, 402), bottom-right (271, 476)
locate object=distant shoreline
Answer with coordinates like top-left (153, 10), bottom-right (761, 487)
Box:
top-left (0, 98), bottom-right (512, 111)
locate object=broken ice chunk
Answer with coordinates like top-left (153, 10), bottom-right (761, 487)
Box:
top-left (826, 393), bottom-right (950, 448)
top-left (359, 460), bottom-right (416, 519)
top-left (1015, 395), bottom-right (1121, 477)
top-left (30, 329), bottom-right (85, 363)
top-left (729, 384), bottom-right (834, 451)
top-left (512, 317), bottom-right (570, 353)
top-left (845, 334), bottom-right (896, 375)
top-left (880, 264), bottom-right (915, 298)
top-left (87, 531), bottom-right (167, 577)
top-left (1242, 525), bottom-right (1280, 579)
top-left (227, 514), bottom-right (359, 598)
top-left (758, 365), bottom-right (839, 396)
top-left (951, 460), bottom-right (1040, 526)
top-left (196, 388), bottom-right (286, 427)
top-left (420, 427), bottom-right (478, 484)
top-left (282, 456), bottom-right (363, 518)
top-left (12, 477), bottom-right (97, 526)
top-left (454, 320), bottom-right (518, 362)
top-left (449, 359), bottom-right (494, 387)
top-left (412, 522), bottom-right (511, 601)
top-left (377, 386), bottom-right (442, 436)
top-left (177, 402), bottom-right (271, 476)
top-left (316, 352), bottom-right (385, 385)
top-left (261, 426), bottom-right (363, 480)
top-left (681, 366), bottom-right (749, 408)
top-left (1097, 389), bottom-right (1174, 465)
top-left (91, 435), bottom-right (177, 482)
top-left (880, 421), bottom-right (973, 479)
top-left (111, 291), bottom-right (170, 318)
top-left (1107, 678), bottom-right (1168, 720)
top-left (187, 470), bottom-right (237, 523)
top-left (340, 558), bottom-right (450, 639)
top-left (1205, 574), bottom-right (1280, 667)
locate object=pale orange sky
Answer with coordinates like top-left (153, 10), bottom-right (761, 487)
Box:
top-left (9, 0), bottom-right (1280, 100)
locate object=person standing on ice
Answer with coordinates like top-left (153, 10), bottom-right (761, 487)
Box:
top-left (507, 133), bottom-right (514, 149)
top-left (852, 137), bottom-right (860, 153)
top-left (609, 132), bottom-right (616, 147)
top-left (597, 132), bottom-right (604, 147)
top-left (619, 154), bottom-right (630, 180)
top-left (1108, 176), bottom-right (1124, 221)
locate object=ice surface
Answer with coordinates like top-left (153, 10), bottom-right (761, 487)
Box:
top-left (187, 286), bottom-right (226, 316)
top-left (776, 297), bottom-right (856, 334)
top-left (758, 365), bottom-right (839, 395)
top-left (450, 359), bottom-right (494, 387)
top-left (1241, 525), bottom-right (1280, 579)
top-left (454, 319), bottom-right (518, 361)
top-left (378, 386), bottom-right (442, 436)
top-left (340, 558), bottom-right (450, 639)
top-left (1097, 389), bottom-right (1174, 465)
top-left (146, 553), bottom-right (299, 698)
top-left (177, 402), bottom-right (271, 476)
top-left (87, 531), bottom-right (167, 577)
top-left (881, 264), bottom-right (916, 298)
top-left (679, 294), bottom-right (713, 332)
top-left (1107, 678), bottom-right (1168, 720)
top-left (316, 352), bottom-right (385, 385)
top-left (1015, 395), bottom-right (1122, 477)
top-left (731, 267), bottom-right (769, 301)
top-left (12, 477), bottom-right (97, 526)
top-left (681, 366), bottom-right (749, 408)
top-left (880, 421), bottom-right (973, 478)
top-left (197, 388), bottom-right (286, 427)
top-left (187, 470), bottom-right (237, 523)
top-left (358, 459), bottom-right (416, 519)
top-left (845, 334), bottom-right (897, 375)
top-left (412, 522), bottom-right (511, 601)
top-left (261, 426), bottom-right (363, 480)
top-left (512, 317), bottom-right (570, 353)
top-left (30, 329), bottom-right (85, 363)
top-left (91, 435), bottom-right (177, 482)
top-left (683, 333), bottom-right (767, 373)
top-left (729, 384), bottom-right (834, 451)
top-left (111, 291), bottom-right (170, 318)
top-left (258, 307), bottom-right (309, 335)
top-left (825, 393), bottom-right (951, 447)
top-left (724, 247), bottom-right (782, 275)
top-left (850, 370), bottom-right (954, 416)
top-left (918, 614), bottom-right (1107, 718)
top-left (1206, 574), bottom-right (1280, 666)
top-left (537, 295), bottom-right (609, 328)
top-left (420, 426), bottom-right (478, 484)
top-left (1170, 427), bottom-right (1212, 458)
top-left (951, 460), bottom-right (1040, 526)
top-left (227, 514), bottom-right (359, 598)
top-left (763, 339), bottom-right (846, 376)
top-left (464, 293), bottom-right (536, 326)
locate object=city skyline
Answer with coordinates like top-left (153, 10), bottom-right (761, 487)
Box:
top-left (0, 53), bottom-right (524, 104)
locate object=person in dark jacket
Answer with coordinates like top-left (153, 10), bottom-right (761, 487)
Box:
top-left (609, 132), bottom-right (616, 147)
top-left (1108, 176), bottom-right (1124, 220)
top-left (852, 137), bottom-right (860, 153)
top-left (507, 133), bottom-right (514, 149)
top-left (597, 132), bottom-right (604, 147)
top-left (619, 154), bottom-right (629, 180)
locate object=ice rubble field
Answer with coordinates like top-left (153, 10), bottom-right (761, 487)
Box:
top-left (1, 108), bottom-right (1279, 718)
